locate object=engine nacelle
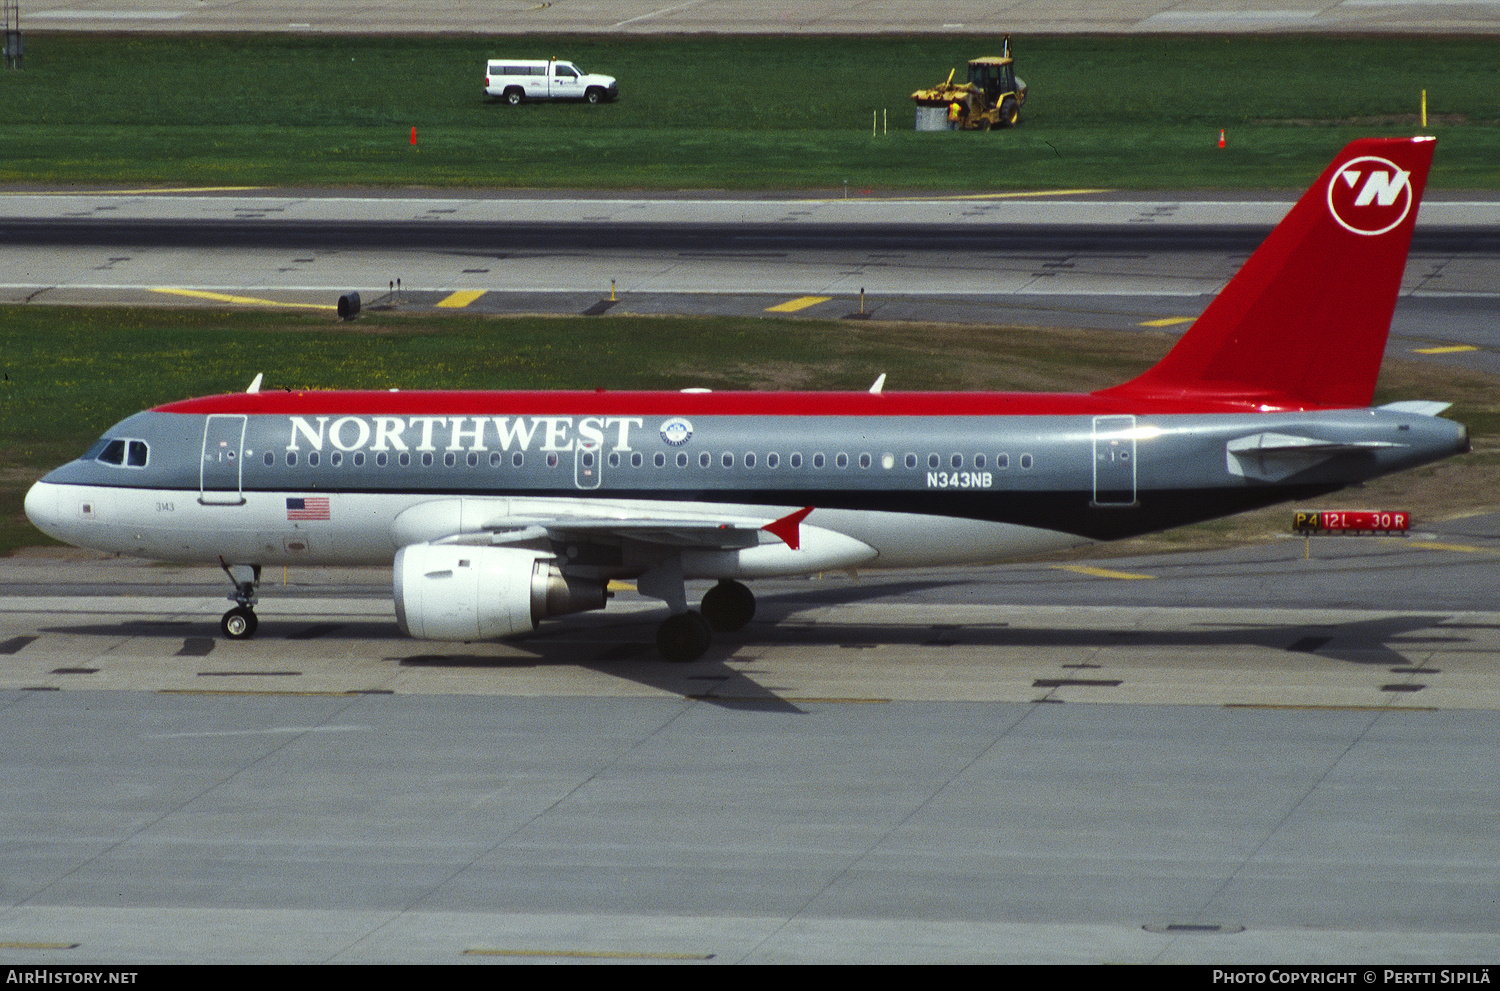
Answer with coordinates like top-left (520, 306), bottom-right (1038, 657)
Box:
top-left (394, 544), bottom-right (607, 641)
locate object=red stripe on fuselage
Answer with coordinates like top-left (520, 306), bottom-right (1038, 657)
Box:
top-left (155, 388), bottom-right (1318, 418)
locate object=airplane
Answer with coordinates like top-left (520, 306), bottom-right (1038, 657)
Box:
top-left (25, 136), bottom-right (1469, 662)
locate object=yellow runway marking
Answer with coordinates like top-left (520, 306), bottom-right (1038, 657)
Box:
top-left (1403, 540), bottom-right (1489, 554)
top-left (1139, 317), bottom-right (1195, 327)
top-left (436, 289), bottom-right (487, 308)
top-left (0, 941), bottom-right (80, 950)
top-left (151, 287), bottom-right (336, 310)
top-left (766, 295), bottom-right (831, 313)
top-left (1412, 345), bottom-right (1477, 354)
top-left (1052, 564), bottom-right (1156, 580)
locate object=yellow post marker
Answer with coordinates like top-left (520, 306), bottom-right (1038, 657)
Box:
top-left (1422, 89), bottom-right (1427, 128)
top-left (610, 279), bottom-right (616, 302)
top-left (872, 110), bottom-right (877, 136)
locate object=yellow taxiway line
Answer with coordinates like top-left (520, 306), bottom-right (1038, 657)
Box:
top-left (766, 295), bottom-right (831, 313)
top-left (1052, 564), bottom-right (1156, 580)
top-left (151, 287), bottom-right (336, 310)
top-left (436, 289), bottom-right (487, 308)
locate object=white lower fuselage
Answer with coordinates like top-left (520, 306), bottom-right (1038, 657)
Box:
top-left (24, 482), bottom-right (1090, 574)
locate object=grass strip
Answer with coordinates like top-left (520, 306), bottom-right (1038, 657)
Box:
top-left (2, 33), bottom-right (1497, 189)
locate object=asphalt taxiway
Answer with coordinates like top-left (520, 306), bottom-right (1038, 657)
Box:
top-left (4, 188), bottom-right (1500, 378)
top-left (4, 514), bottom-right (1500, 963)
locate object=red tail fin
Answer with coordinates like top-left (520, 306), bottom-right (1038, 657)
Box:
top-left (1099, 136), bottom-right (1435, 409)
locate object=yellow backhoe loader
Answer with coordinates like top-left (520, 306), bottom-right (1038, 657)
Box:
top-left (911, 36), bottom-right (1028, 131)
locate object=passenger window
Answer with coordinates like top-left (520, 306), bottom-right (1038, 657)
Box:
top-left (813, 454), bottom-right (826, 469)
top-left (928, 453), bottom-right (940, 469)
top-left (675, 452), bottom-right (686, 468)
top-left (632, 452), bottom-right (643, 468)
top-left (905, 454), bottom-right (917, 469)
top-left (745, 453), bottom-right (756, 468)
top-left (767, 453), bottom-right (780, 469)
top-left (264, 452), bottom-right (275, 466)
top-left (513, 452), bottom-right (524, 467)
top-left (308, 452), bottom-right (320, 467)
top-left (790, 453), bottom-right (803, 469)
top-left (835, 453), bottom-right (848, 469)
top-left (655, 452), bottom-right (666, 468)
top-left (1020, 454), bottom-right (1033, 469)
top-left (997, 453), bottom-right (1009, 469)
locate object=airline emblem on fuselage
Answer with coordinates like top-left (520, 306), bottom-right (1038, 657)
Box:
top-left (1326, 155), bottom-right (1413, 236)
top-left (660, 418), bottom-right (693, 446)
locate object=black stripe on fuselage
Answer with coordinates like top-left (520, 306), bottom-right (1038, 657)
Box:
top-left (161, 483), bottom-right (1339, 542)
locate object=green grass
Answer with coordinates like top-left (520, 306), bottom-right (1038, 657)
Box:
top-left (2, 33), bottom-right (1498, 189)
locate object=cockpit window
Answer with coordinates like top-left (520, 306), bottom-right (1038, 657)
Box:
top-left (91, 438), bottom-right (149, 469)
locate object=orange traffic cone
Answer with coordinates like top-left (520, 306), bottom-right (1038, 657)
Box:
top-left (410, 126), bottom-right (417, 145)
top-left (1218, 129), bottom-right (1226, 149)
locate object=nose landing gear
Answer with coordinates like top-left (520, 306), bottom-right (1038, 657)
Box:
top-left (218, 558), bottom-right (261, 640)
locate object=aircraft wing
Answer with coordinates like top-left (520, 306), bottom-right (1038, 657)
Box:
top-left (392, 500), bottom-right (815, 552)
top-left (484, 516), bottom-right (766, 551)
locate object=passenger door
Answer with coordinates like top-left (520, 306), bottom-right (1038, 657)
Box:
top-left (1091, 415), bottom-right (1138, 507)
top-left (200, 414), bottom-right (247, 505)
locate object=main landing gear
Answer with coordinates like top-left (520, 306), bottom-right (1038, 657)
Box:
top-left (651, 578), bottom-right (757, 664)
top-left (218, 559), bottom-right (261, 640)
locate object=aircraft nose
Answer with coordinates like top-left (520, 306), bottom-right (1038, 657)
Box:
top-left (24, 480), bottom-right (65, 542)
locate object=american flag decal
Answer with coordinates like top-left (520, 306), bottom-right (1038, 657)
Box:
top-left (286, 496), bottom-right (330, 521)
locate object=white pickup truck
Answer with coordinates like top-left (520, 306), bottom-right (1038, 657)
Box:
top-left (484, 59), bottom-right (619, 105)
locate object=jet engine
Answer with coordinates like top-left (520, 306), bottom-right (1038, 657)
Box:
top-left (394, 544), bottom-right (607, 640)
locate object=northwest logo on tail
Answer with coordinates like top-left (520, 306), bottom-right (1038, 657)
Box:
top-left (1326, 155), bottom-right (1413, 236)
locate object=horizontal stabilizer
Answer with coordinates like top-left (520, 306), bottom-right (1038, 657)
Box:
top-left (1378, 400), bottom-right (1452, 417)
top-left (1226, 431), bottom-right (1403, 481)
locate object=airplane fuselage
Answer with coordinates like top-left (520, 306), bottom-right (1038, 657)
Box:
top-left (25, 390), bottom-right (1468, 572)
